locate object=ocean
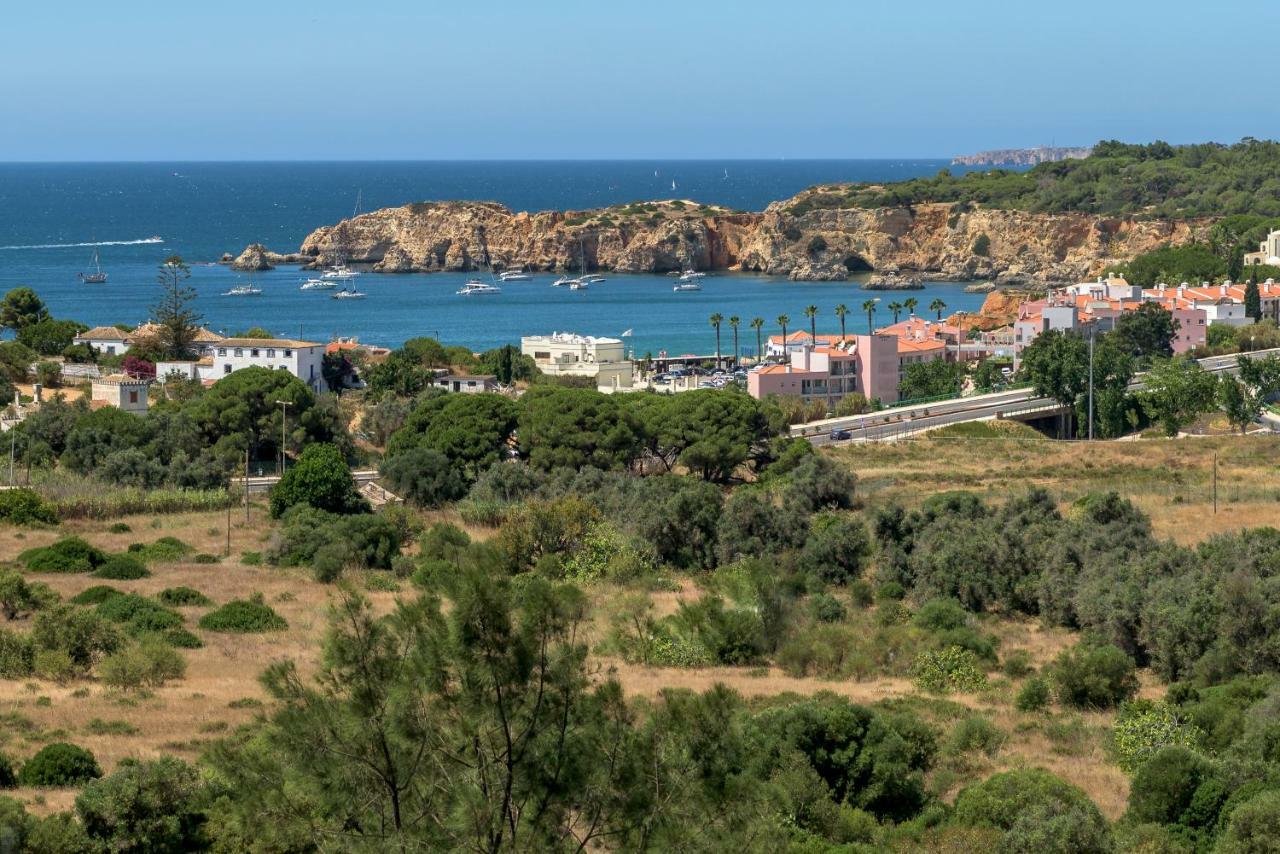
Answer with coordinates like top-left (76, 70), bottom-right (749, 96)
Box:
top-left (0, 161), bottom-right (994, 354)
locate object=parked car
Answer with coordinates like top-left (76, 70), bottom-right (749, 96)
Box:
top-left (830, 428), bottom-right (853, 441)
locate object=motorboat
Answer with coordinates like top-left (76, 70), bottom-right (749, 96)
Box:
top-left (320, 264), bottom-right (360, 282)
top-left (569, 280), bottom-right (589, 290)
top-left (499, 269), bottom-right (531, 281)
top-left (672, 281), bottom-right (702, 292)
top-left (581, 273), bottom-right (606, 283)
top-left (299, 278), bottom-right (337, 290)
top-left (457, 281), bottom-right (502, 296)
top-left (551, 276), bottom-right (579, 287)
top-left (78, 247), bottom-right (108, 283)
top-left (675, 269), bottom-right (706, 282)
top-left (223, 284), bottom-right (263, 296)
top-left (331, 288), bottom-right (367, 299)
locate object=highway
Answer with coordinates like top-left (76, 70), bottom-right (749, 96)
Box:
top-left (795, 347), bottom-right (1280, 445)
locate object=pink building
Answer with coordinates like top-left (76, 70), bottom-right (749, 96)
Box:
top-left (748, 334), bottom-right (911, 406)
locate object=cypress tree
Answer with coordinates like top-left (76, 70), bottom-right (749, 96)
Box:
top-left (1246, 277), bottom-right (1262, 321)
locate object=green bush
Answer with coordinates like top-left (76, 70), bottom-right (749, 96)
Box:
top-left (156, 587), bottom-right (211, 607)
top-left (266, 505), bottom-right (403, 574)
top-left (106, 522), bottom-right (131, 534)
top-left (198, 597), bottom-right (287, 633)
top-left (1051, 641), bottom-right (1139, 709)
top-left (269, 443), bottom-right (368, 518)
top-left (0, 629), bottom-right (33, 678)
top-left (912, 646), bottom-right (988, 694)
top-left (946, 715), bottom-right (1006, 758)
top-left (1015, 676), bottom-right (1051, 713)
top-left (191, 553), bottom-right (219, 564)
top-left (1002, 649), bottom-right (1033, 679)
top-left (18, 743), bottom-right (101, 787)
top-left (0, 570), bottom-right (56, 619)
top-left (1111, 701), bottom-right (1204, 773)
top-left (809, 593), bottom-right (847, 623)
top-left (127, 536), bottom-right (192, 563)
top-left (34, 649), bottom-right (77, 682)
top-left (848, 579), bottom-right (874, 608)
top-left (73, 757), bottom-right (209, 853)
top-left (21, 537), bottom-right (105, 573)
top-left (0, 489), bottom-right (58, 526)
top-left (913, 598), bottom-right (969, 632)
top-left (31, 606), bottom-right (121, 671)
top-left (1127, 745), bottom-right (1211, 827)
top-left (161, 628), bottom-right (203, 649)
top-left (91, 554), bottom-right (150, 580)
top-left (99, 638), bottom-right (186, 690)
top-left (876, 581), bottom-right (906, 601)
top-left (240, 550), bottom-right (262, 566)
top-left (0, 755), bottom-right (16, 789)
top-left (69, 586), bottom-right (123, 606)
top-left (1218, 789), bottom-right (1280, 854)
top-left (951, 768), bottom-right (1112, 854)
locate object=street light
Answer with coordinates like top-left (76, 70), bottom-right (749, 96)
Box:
top-left (274, 400), bottom-right (292, 474)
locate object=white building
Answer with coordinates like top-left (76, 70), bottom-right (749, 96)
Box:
top-left (1244, 230), bottom-right (1280, 267)
top-left (74, 326), bottom-right (132, 356)
top-left (520, 332), bottom-right (634, 389)
top-left (209, 338), bottom-right (325, 391)
top-left (431, 374), bottom-right (499, 394)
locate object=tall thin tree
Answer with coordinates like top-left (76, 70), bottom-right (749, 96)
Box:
top-left (751, 317), bottom-right (765, 363)
top-left (709, 313), bottom-right (723, 365)
top-left (728, 316), bottom-right (741, 365)
top-left (861, 299), bottom-right (878, 335)
top-left (834, 304), bottom-right (848, 343)
top-left (804, 305), bottom-right (818, 343)
top-left (930, 298), bottom-right (947, 321)
top-left (904, 296), bottom-right (919, 317)
top-left (889, 301), bottom-right (903, 324)
top-left (152, 255), bottom-right (202, 359)
top-left (777, 314), bottom-right (790, 357)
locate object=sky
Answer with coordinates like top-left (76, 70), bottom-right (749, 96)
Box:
top-left (1, 0), bottom-right (1276, 161)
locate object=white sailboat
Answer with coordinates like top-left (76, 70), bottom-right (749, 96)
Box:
top-left (499, 269), bottom-right (531, 281)
top-left (300, 277), bottom-right (337, 290)
top-left (78, 248), bottom-right (108, 283)
top-left (458, 281), bottom-right (502, 296)
top-left (331, 287), bottom-right (367, 299)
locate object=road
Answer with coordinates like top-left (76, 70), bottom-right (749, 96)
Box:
top-left (796, 347), bottom-right (1280, 445)
top-left (236, 469), bottom-right (381, 494)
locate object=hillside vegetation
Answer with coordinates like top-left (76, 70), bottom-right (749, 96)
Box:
top-left (786, 139), bottom-right (1280, 219)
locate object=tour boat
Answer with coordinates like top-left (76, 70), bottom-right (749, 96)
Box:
top-left (223, 284), bottom-right (263, 296)
top-left (457, 281), bottom-right (502, 296)
top-left (499, 269), bottom-right (531, 281)
top-left (299, 278), bottom-right (337, 290)
top-left (331, 288), bottom-right (367, 299)
top-left (672, 281), bottom-right (702, 292)
top-left (78, 248), bottom-right (108, 283)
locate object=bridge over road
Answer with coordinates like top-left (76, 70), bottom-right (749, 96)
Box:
top-left (793, 348), bottom-right (1280, 445)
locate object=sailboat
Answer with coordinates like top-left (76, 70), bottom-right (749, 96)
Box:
top-left (79, 248), bottom-right (108, 283)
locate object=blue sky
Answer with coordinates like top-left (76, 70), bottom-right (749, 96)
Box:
top-left (2, 0), bottom-right (1275, 160)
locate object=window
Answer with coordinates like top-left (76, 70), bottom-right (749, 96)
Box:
top-left (106, 346), bottom-right (116, 355)
top-left (217, 348), bottom-right (226, 357)
top-left (224, 365), bottom-right (232, 374)
top-left (234, 348), bottom-right (243, 357)
top-left (278, 365), bottom-right (288, 371)
top-left (267, 348), bottom-right (276, 357)
top-left (251, 349), bottom-right (260, 357)
top-left (283, 349), bottom-right (292, 358)
top-left (128, 391), bottom-right (138, 404)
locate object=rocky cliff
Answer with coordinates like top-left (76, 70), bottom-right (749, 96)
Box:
top-left (279, 191), bottom-right (1214, 283)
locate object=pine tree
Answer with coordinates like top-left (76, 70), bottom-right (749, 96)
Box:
top-left (151, 256), bottom-right (202, 359)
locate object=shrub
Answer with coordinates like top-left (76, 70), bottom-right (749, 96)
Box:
top-left (1002, 649), bottom-right (1033, 679)
top-left (799, 513), bottom-right (870, 585)
top-left (192, 553), bottom-right (219, 564)
top-left (0, 489), bottom-right (58, 526)
top-left (266, 505), bottom-right (403, 573)
top-left (34, 649), bottom-right (78, 683)
top-left (74, 757), bottom-right (209, 852)
top-left (0, 570), bottom-right (57, 619)
top-left (809, 593), bottom-right (847, 623)
top-left (912, 598), bottom-right (969, 632)
top-left (0, 755), bottom-right (16, 790)
top-left (156, 587), bottom-right (211, 607)
top-left (912, 647), bottom-right (988, 694)
top-left (69, 586), bottom-right (123, 606)
top-left (972, 233), bottom-right (991, 257)
top-left (1127, 745), bottom-right (1211, 825)
top-left (952, 768), bottom-right (1112, 854)
top-left (161, 628), bottom-right (203, 649)
top-left (1112, 701), bottom-right (1204, 773)
top-left (21, 537), bottom-right (105, 573)
top-left (0, 630), bottom-right (33, 678)
top-left (1051, 640), bottom-right (1139, 709)
top-left (31, 606), bottom-right (121, 671)
top-left (198, 597), bottom-right (287, 633)
top-left (876, 581), bottom-right (906, 602)
top-left (127, 536), bottom-right (193, 563)
top-left (1015, 677), bottom-right (1051, 712)
top-left (18, 743), bottom-right (101, 787)
top-left (381, 447), bottom-right (466, 508)
top-left (1218, 790), bottom-right (1280, 854)
top-left (99, 638), bottom-right (186, 690)
top-left (946, 715), bottom-right (1006, 758)
top-left (269, 443), bottom-right (368, 518)
top-left (240, 550), bottom-right (262, 566)
top-left (106, 523), bottom-right (131, 534)
top-left (848, 579), bottom-right (874, 608)
top-left (91, 554), bottom-right (150, 580)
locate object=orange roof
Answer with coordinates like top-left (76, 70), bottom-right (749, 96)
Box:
top-left (896, 338), bottom-right (946, 353)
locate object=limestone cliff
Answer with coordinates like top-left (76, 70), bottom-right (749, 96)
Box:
top-left (278, 190), bottom-right (1215, 283)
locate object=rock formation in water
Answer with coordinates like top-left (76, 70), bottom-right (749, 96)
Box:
top-left (224, 243), bottom-right (308, 271)
top-left (242, 189), bottom-right (1215, 284)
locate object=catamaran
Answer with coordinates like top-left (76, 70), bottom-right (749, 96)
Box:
top-left (223, 283), bottom-right (263, 296)
top-left (299, 278), bottom-right (337, 290)
top-left (499, 269), bottom-right (531, 281)
top-left (321, 264), bottom-right (360, 282)
top-left (331, 287), bottom-right (367, 299)
top-left (79, 248), bottom-right (108, 283)
top-left (672, 281), bottom-right (702, 292)
top-left (457, 280), bottom-right (502, 296)
top-left (551, 275), bottom-right (580, 287)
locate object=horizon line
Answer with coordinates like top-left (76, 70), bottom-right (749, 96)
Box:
top-left (0, 156), bottom-right (973, 166)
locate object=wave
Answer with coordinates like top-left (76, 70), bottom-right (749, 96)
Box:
top-left (0, 237), bottom-right (163, 250)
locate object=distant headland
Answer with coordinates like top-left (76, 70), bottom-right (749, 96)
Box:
top-left (951, 146), bottom-right (1093, 167)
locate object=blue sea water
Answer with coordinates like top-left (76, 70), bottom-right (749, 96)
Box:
top-left (0, 161), bottom-right (993, 354)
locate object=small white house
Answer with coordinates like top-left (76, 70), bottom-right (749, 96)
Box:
top-left (520, 332), bottom-right (634, 389)
top-left (90, 375), bottom-right (149, 414)
top-left (210, 338), bottom-right (325, 391)
top-left (431, 374), bottom-right (498, 394)
top-left (74, 326), bottom-right (133, 356)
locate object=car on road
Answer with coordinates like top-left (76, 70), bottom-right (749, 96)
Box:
top-left (830, 428), bottom-right (853, 441)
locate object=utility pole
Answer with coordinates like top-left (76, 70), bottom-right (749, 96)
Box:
top-left (7, 427), bottom-right (14, 487)
top-left (1213, 452), bottom-right (1218, 514)
top-left (275, 400), bottom-right (292, 475)
top-left (1087, 324), bottom-right (1095, 441)
top-left (243, 447), bottom-right (250, 523)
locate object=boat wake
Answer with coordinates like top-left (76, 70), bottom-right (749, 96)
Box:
top-left (0, 237), bottom-right (163, 250)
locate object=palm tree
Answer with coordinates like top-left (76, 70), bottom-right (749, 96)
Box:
top-left (930, 298), bottom-right (947, 320)
top-left (889, 301), bottom-right (903, 324)
top-left (861, 299), bottom-right (878, 334)
top-left (728, 316), bottom-right (741, 365)
top-left (777, 314), bottom-right (790, 356)
top-left (904, 297), bottom-right (919, 317)
top-left (709, 313), bottom-right (723, 365)
top-left (804, 305), bottom-right (819, 344)
top-left (834, 303), bottom-right (849, 342)
top-left (750, 317), bottom-right (765, 363)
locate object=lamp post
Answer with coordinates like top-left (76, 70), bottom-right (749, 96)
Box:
top-left (274, 400), bottom-right (292, 474)
top-left (1087, 324), bottom-right (1095, 441)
